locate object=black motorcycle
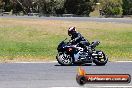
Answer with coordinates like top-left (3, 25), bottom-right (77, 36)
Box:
top-left (56, 38), bottom-right (108, 66)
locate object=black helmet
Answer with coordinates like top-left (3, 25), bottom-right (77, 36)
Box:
top-left (68, 27), bottom-right (76, 36)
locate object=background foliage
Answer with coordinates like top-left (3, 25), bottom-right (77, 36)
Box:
top-left (122, 0), bottom-right (132, 15)
top-left (99, 0), bottom-right (123, 16)
top-left (1, 0), bottom-right (131, 16)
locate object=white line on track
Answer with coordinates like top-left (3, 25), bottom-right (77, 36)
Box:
top-left (7, 61), bottom-right (58, 63)
top-left (15, 61), bottom-right (132, 63)
top-left (51, 87), bottom-right (80, 88)
top-left (50, 86), bottom-right (132, 88)
top-left (1, 60), bottom-right (132, 64)
top-left (115, 61), bottom-right (132, 62)
top-left (94, 86), bottom-right (132, 88)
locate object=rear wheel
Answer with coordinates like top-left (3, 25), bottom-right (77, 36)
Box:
top-left (56, 52), bottom-right (73, 66)
top-left (93, 51), bottom-right (108, 66)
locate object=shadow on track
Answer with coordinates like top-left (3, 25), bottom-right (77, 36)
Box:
top-left (54, 63), bottom-right (106, 66)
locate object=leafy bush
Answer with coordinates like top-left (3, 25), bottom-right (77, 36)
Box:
top-left (64, 0), bottom-right (96, 16)
top-left (100, 0), bottom-right (123, 16)
top-left (122, 0), bottom-right (132, 15)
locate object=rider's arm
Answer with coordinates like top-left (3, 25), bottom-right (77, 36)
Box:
top-left (74, 33), bottom-right (82, 42)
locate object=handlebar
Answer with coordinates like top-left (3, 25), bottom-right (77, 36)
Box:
top-left (63, 38), bottom-right (67, 41)
top-left (62, 38), bottom-right (76, 45)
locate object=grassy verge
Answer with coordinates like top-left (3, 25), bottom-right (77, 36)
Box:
top-left (0, 18), bottom-right (132, 62)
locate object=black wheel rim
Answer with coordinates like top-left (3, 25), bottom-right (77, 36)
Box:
top-left (97, 52), bottom-right (106, 62)
top-left (59, 53), bottom-right (72, 65)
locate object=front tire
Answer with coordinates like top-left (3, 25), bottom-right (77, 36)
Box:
top-left (56, 52), bottom-right (73, 66)
top-left (93, 51), bottom-right (108, 66)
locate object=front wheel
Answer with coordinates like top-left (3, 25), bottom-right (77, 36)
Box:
top-left (93, 51), bottom-right (108, 66)
top-left (56, 52), bottom-right (73, 66)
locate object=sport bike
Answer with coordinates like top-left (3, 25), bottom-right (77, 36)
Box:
top-left (56, 38), bottom-right (108, 66)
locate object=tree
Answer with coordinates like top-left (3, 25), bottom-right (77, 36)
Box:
top-left (11, 0), bottom-right (26, 14)
top-left (99, 0), bottom-right (123, 16)
top-left (122, 0), bottom-right (132, 15)
top-left (0, 0), bottom-right (3, 7)
top-left (0, 0), bottom-right (4, 12)
top-left (2, 0), bottom-right (13, 12)
top-left (37, 0), bottom-right (65, 15)
top-left (64, 0), bottom-right (96, 16)
top-left (53, 0), bottom-right (65, 14)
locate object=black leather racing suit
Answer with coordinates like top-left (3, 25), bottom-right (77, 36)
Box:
top-left (70, 32), bottom-right (90, 50)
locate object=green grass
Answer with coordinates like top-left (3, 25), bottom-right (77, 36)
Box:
top-left (96, 30), bottom-right (132, 60)
top-left (0, 18), bottom-right (132, 62)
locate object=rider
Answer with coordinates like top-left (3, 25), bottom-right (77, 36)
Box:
top-left (68, 27), bottom-right (90, 51)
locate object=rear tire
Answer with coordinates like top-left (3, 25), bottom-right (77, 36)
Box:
top-left (56, 53), bottom-right (73, 66)
top-left (93, 51), bottom-right (108, 66)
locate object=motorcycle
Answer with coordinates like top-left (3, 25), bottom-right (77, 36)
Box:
top-left (56, 38), bottom-right (108, 66)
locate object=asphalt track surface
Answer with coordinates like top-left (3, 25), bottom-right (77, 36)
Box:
top-left (0, 62), bottom-right (132, 88)
top-left (1, 16), bottom-right (132, 24)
